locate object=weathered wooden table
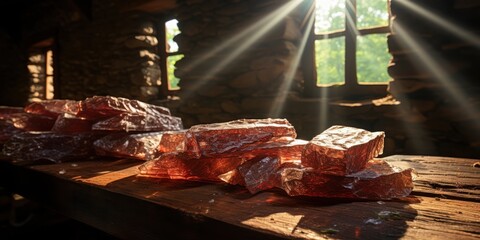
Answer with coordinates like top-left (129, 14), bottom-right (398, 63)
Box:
top-left (0, 155), bottom-right (478, 239)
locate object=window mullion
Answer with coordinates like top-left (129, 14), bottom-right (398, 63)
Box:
top-left (358, 25), bottom-right (390, 35)
top-left (314, 31), bottom-right (346, 40)
top-left (345, 0), bottom-right (357, 88)
top-left (158, 18), bottom-right (169, 98)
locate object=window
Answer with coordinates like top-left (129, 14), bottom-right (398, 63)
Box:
top-left (158, 18), bottom-right (183, 97)
top-left (304, 0), bottom-right (391, 98)
top-left (27, 39), bottom-right (55, 102)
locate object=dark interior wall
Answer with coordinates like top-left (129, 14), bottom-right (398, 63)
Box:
top-left (56, 0), bottom-right (163, 102)
top-left (0, 0), bottom-right (163, 103)
top-left (0, 0), bottom-right (478, 158)
top-left (387, 0), bottom-right (480, 157)
top-left (0, 32), bottom-right (29, 106)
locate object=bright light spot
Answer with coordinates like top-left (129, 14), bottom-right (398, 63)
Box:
top-left (241, 212), bottom-right (304, 234)
top-left (166, 19), bottom-right (180, 52)
top-left (315, 0), bottom-right (345, 33)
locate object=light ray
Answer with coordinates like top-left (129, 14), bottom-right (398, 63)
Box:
top-left (345, 0), bottom-right (360, 38)
top-left (319, 87), bottom-right (329, 131)
top-left (396, 0), bottom-right (480, 49)
top-left (269, 3), bottom-right (316, 117)
top-left (180, 0), bottom-right (303, 99)
top-left (390, 85), bottom-right (436, 155)
top-left (393, 23), bottom-right (480, 125)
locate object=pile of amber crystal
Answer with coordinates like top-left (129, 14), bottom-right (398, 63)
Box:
top-left (1, 96), bottom-right (183, 164)
top-left (139, 121), bottom-right (415, 200)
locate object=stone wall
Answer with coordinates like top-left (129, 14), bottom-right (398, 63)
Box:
top-left (170, 0), bottom-right (305, 126)
top-left (0, 0), bottom-right (163, 103)
top-left (58, 9), bottom-right (162, 102)
top-left (387, 0), bottom-right (480, 156)
top-left (0, 32), bottom-right (30, 106)
top-left (56, 0), bottom-right (162, 102)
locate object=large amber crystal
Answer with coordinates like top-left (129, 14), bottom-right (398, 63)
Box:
top-left (302, 125), bottom-right (385, 176)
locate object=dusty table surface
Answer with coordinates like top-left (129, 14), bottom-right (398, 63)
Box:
top-left (0, 155), bottom-right (479, 239)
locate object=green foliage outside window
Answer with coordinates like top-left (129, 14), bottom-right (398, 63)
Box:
top-left (315, 0), bottom-right (391, 86)
top-left (315, 38), bottom-right (345, 86)
top-left (167, 54), bottom-right (182, 90)
top-left (166, 19), bottom-right (182, 90)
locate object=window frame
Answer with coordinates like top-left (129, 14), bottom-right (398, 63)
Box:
top-left (27, 37), bottom-right (58, 101)
top-left (157, 16), bottom-right (182, 98)
top-left (302, 0), bottom-right (391, 99)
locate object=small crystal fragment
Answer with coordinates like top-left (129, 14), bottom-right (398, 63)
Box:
top-left (188, 119), bottom-right (297, 157)
top-left (92, 112), bottom-right (183, 132)
top-left (0, 113), bottom-right (56, 131)
top-left (51, 113), bottom-right (94, 133)
top-left (364, 219), bottom-right (382, 225)
top-left (138, 154), bottom-right (248, 182)
top-left (302, 125), bottom-right (385, 176)
top-left (237, 156), bottom-right (282, 194)
top-left (79, 96), bottom-right (171, 119)
top-left (279, 159), bottom-right (414, 200)
top-left (94, 131), bottom-right (189, 160)
top-left (24, 99), bottom-right (82, 117)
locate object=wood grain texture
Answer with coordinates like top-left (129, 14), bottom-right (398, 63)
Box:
top-left (0, 155), bottom-right (479, 239)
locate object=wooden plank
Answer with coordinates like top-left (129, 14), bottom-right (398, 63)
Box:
top-left (1, 155), bottom-right (479, 239)
top-left (382, 155), bottom-right (480, 201)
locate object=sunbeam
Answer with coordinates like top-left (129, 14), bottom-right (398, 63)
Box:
top-left (393, 23), bottom-right (480, 126)
top-left (345, 0), bottom-right (360, 38)
top-left (269, 2), bottom-right (316, 118)
top-left (319, 87), bottom-right (329, 131)
top-left (396, 0), bottom-right (480, 49)
top-left (390, 84), bottom-right (437, 154)
top-left (180, 0), bottom-right (303, 99)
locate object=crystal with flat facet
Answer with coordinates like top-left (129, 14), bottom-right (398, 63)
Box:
top-left (92, 112), bottom-right (183, 132)
top-left (302, 125), bottom-right (385, 176)
top-left (94, 131), bottom-right (189, 160)
top-left (79, 96), bottom-right (171, 120)
top-left (188, 118), bottom-right (297, 157)
top-left (1, 113), bottom-right (56, 131)
top-left (138, 153), bottom-right (248, 182)
top-left (51, 113), bottom-right (94, 133)
top-left (279, 159), bottom-right (415, 200)
top-left (24, 99), bottom-right (82, 117)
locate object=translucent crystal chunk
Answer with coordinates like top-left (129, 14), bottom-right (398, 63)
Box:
top-left (302, 125), bottom-right (385, 176)
top-left (79, 96), bottom-right (171, 119)
top-left (188, 118), bottom-right (297, 157)
top-left (280, 159), bottom-right (414, 200)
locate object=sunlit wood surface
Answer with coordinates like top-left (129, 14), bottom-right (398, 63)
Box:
top-left (0, 155), bottom-right (478, 239)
